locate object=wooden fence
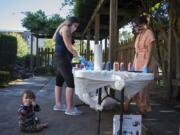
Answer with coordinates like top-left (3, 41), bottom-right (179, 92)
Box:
top-left (36, 48), bottom-right (55, 68)
top-left (35, 40), bottom-right (134, 71)
top-left (80, 49), bottom-right (94, 61)
top-left (116, 40), bottom-right (135, 69)
top-left (80, 49), bottom-right (107, 62)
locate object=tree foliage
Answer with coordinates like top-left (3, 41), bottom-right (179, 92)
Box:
top-left (151, 1), bottom-right (168, 29)
top-left (119, 30), bottom-right (134, 42)
top-left (8, 33), bottom-right (28, 57)
top-left (45, 14), bottom-right (64, 35)
top-left (0, 33), bottom-right (17, 72)
top-left (73, 0), bottom-right (84, 17)
top-left (21, 10), bottom-right (64, 36)
top-left (44, 39), bottom-right (55, 49)
top-left (21, 10), bottom-right (47, 33)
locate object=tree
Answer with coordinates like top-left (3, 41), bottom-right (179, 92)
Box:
top-left (60, 0), bottom-right (74, 16)
top-left (119, 30), bottom-right (134, 42)
top-left (73, 40), bottom-right (81, 52)
top-left (21, 10), bottom-right (64, 37)
top-left (9, 33), bottom-right (28, 57)
top-left (22, 10), bottom-right (47, 34)
top-left (44, 39), bottom-right (55, 49)
top-left (45, 14), bottom-right (64, 35)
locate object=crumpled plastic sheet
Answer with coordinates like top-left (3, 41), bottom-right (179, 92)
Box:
top-left (74, 70), bottom-right (154, 111)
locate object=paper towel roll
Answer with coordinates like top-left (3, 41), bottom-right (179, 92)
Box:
top-left (94, 44), bottom-right (102, 71)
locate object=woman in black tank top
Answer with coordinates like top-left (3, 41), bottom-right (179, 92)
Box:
top-left (53, 17), bottom-right (82, 115)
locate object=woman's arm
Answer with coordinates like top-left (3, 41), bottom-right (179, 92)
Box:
top-left (144, 29), bottom-right (155, 67)
top-left (144, 41), bottom-right (154, 67)
top-left (61, 26), bottom-right (78, 57)
top-left (132, 47), bottom-right (138, 66)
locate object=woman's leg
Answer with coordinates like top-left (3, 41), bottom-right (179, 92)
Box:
top-left (123, 98), bottom-right (132, 112)
top-left (54, 85), bottom-right (63, 106)
top-left (135, 87), bottom-right (151, 114)
top-left (66, 87), bottom-right (74, 111)
top-left (57, 60), bottom-right (75, 111)
top-left (55, 57), bottom-right (82, 115)
top-left (54, 73), bottom-right (65, 110)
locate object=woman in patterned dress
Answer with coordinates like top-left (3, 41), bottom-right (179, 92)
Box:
top-left (124, 15), bottom-right (157, 114)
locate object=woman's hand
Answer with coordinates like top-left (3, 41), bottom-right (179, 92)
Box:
top-left (71, 48), bottom-right (78, 57)
top-left (131, 65), bottom-right (135, 71)
top-left (31, 99), bottom-right (36, 106)
top-left (142, 66), bottom-right (149, 73)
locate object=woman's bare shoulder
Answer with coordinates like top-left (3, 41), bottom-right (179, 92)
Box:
top-left (60, 25), bottom-right (70, 35)
top-left (146, 29), bottom-right (153, 34)
top-left (61, 25), bottom-right (69, 32)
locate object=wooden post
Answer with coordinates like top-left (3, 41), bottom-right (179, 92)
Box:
top-left (95, 14), bottom-right (100, 44)
top-left (80, 39), bottom-right (82, 55)
top-left (167, 0), bottom-right (173, 100)
top-left (41, 48), bottom-right (43, 66)
top-left (168, 0), bottom-right (180, 100)
top-left (36, 37), bottom-right (39, 68)
top-left (52, 48), bottom-right (54, 66)
top-left (84, 49), bottom-right (87, 59)
top-left (100, 40), bottom-right (102, 45)
top-left (82, 40), bottom-right (84, 56)
top-left (47, 48), bottom-right (50, 66)
top-left (36, 48), bottom-right (40, 68)
top-left (109, 0), bottom-right (118, 68)
top-left (87, 29), bottom-right (91, 60)
top-left (90, 50), bottom-right (93, 61)
top-left (109, 0), bottom-right (118, 97)
top-left (105, 38), bottom-right (107, 62)
top-left (30, 34), bottom-right (33, 72)
top-left (172, 0), bottom-right (180, 81)
top-left (45, 48), bottom-right (48, 67)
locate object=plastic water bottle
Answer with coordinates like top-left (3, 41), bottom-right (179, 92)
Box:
top-left (128, 62), bottom-right (132, 71)
top-left (120, 62), bottom-right (125, 71)
top-left (113, 62), bottom-right (120, 71)
top-left (105, 61), bottom-right (111, 71)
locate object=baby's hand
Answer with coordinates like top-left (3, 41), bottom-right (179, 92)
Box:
top-left (31, 100), bottom-right (36, 106)
top-left (24, 102), bottom-right (30, 106)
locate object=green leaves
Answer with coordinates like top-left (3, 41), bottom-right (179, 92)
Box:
top-left (45, 14), bottom-right (64, 35)
top-left (9, 33), bottom-right (28, 57)
top-left (22, 10), bottom-right (47, 32)
top-left (150, 2), bottom-right (161, 12)
top-left (44, 39), bottom-right (55, 49)
top-left (21, 10), bottom-right (64, 36)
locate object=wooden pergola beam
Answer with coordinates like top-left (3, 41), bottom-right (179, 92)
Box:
top-left (100, 8), bottom-right (133, 16)
top-left (82, 0), bottom-right (106, 36)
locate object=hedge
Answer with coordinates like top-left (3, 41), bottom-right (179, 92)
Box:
top-left (0, 33), bottom-right (17, 74)
top-left (0, 70), bottom-right (10, 86)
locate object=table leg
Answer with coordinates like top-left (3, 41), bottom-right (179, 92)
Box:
top-left (97, 88), bottom-right (102, 135)
top-left (119, 88), bottom-right (125, 135)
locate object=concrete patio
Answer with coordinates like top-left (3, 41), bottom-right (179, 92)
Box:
top-left (0, 76), bottom-right (179, 135)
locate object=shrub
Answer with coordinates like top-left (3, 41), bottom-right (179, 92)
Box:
top-left (34, 66), bottom-right (55, 75)
top-left (0, 70), bottom-right (10, 87)
top-left (0, 34), bottom-right (17, 75)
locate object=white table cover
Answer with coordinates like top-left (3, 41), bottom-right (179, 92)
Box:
top-left (74, 70), bottom-right (154, 110)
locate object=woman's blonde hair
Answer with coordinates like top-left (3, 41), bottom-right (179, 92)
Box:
top-left (53, 16), bottom-right (79, 40)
